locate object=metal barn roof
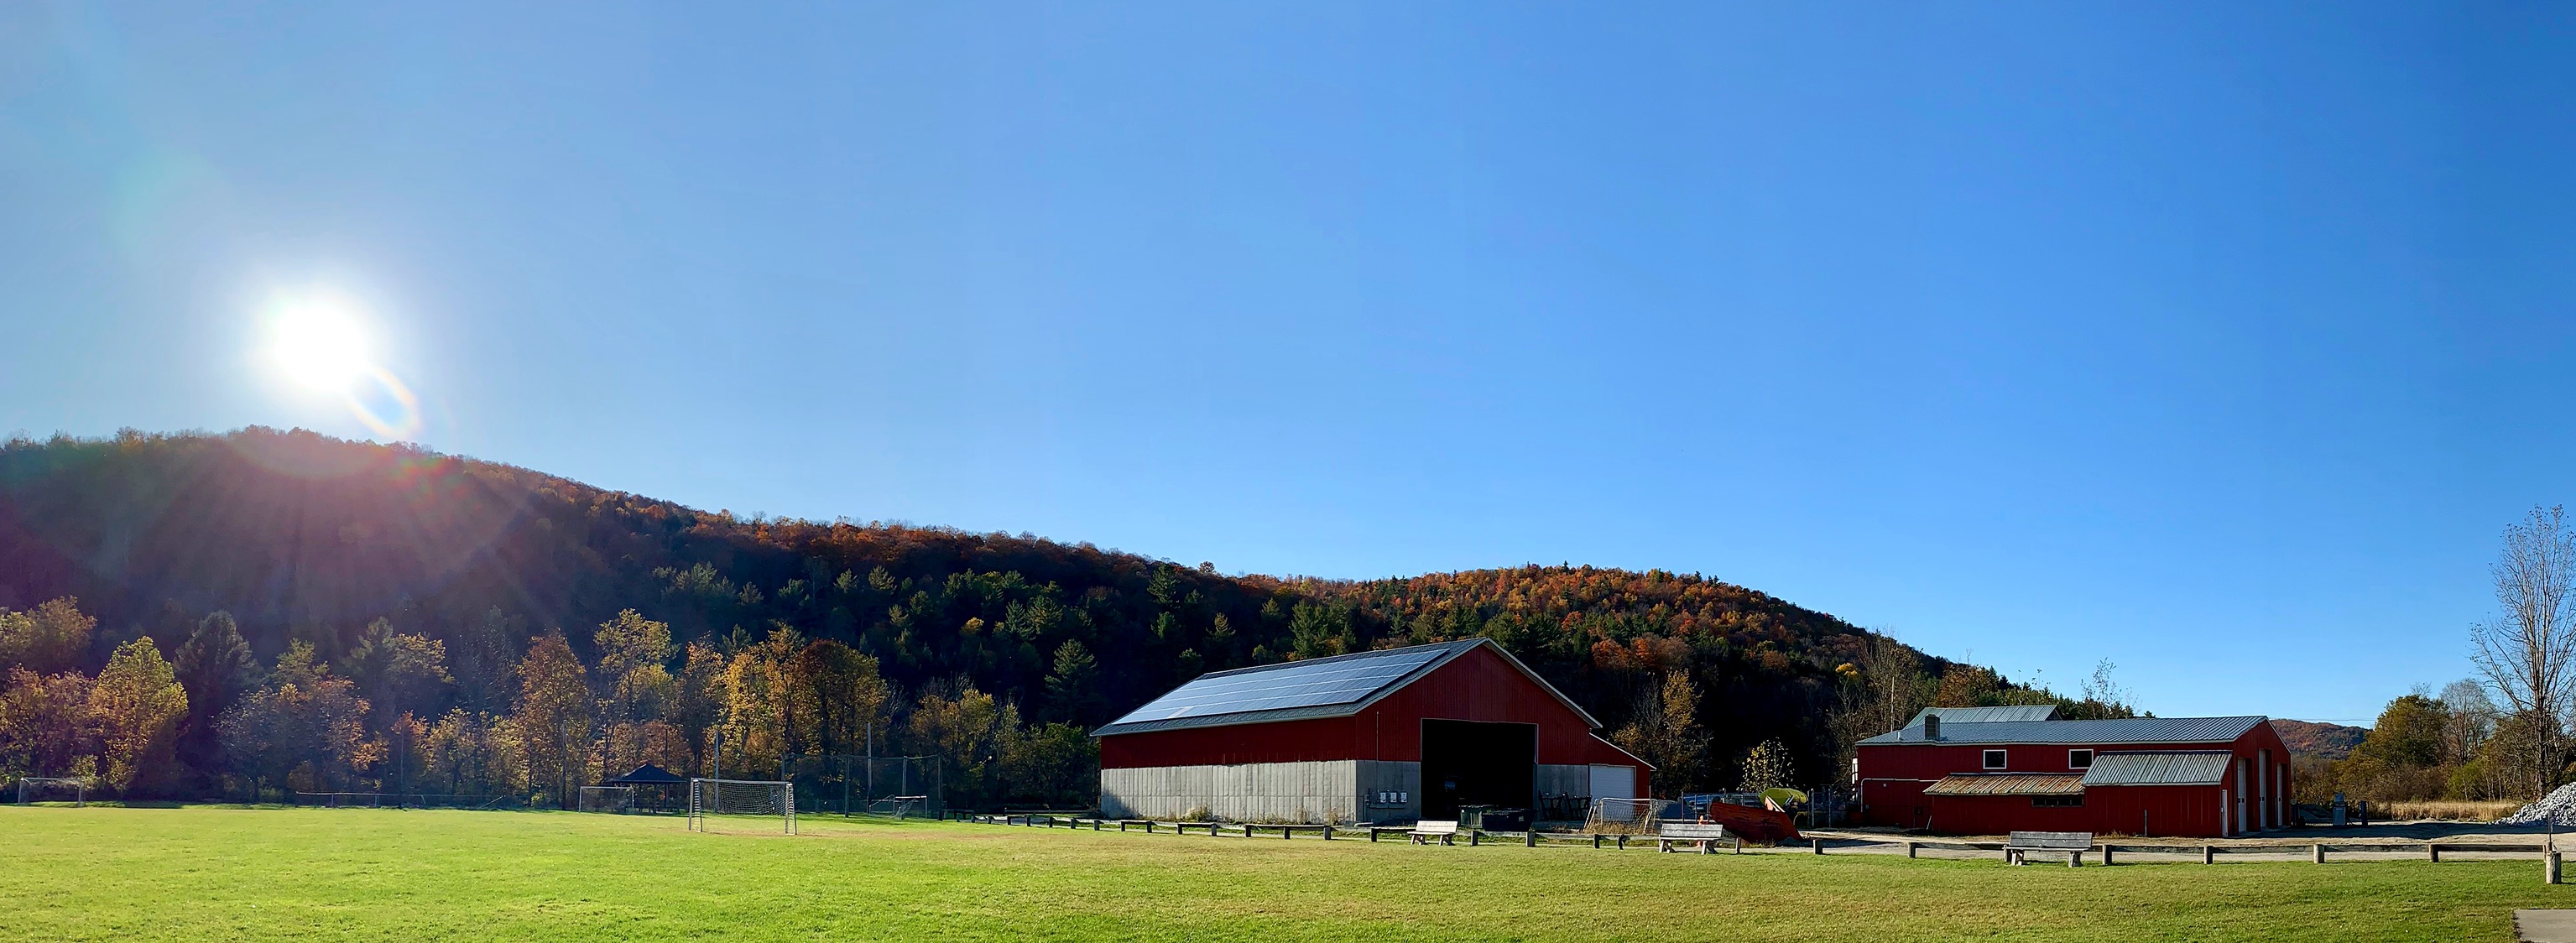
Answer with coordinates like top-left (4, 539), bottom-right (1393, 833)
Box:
top-left (1922, 774), bottom-right (2087, 797)
top-left (1092, 638), bottom-right (1598, 737)
top-left (1859, 715), bottom-right (2269, 747)
top-left (1905, 705), bottom-right (2062, 727)
top-left (2081, 751), bottom-right (2234, 787)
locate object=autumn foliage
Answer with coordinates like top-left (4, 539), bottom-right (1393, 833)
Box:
top-left (0, 429), bottom-right (2081, 803)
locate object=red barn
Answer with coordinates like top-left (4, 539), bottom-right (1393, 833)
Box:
top-left (1854, 706), bottom-right (2291, 838)
top-left (1092, 638), bottom-right (1647, 824)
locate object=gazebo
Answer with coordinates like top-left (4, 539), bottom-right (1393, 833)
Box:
top-left (607, 764), bottom-right (689, 814)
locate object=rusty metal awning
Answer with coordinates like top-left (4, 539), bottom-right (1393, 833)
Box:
top-left (1922, 774), bottom-right (2086, 797)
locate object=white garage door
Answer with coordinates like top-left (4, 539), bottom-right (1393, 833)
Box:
top-left (1588, 764), bottom-right (1638, 820)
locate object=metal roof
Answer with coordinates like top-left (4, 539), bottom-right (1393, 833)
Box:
top-left (1859, 715), bottom-right (2269, 747)
top-left (1092, 638), bottom-right (1600, 737)
top-left (1922, 774), bottom-right (2087, 797)
top-left (1905, 705), bottom-right (2062, 727)
top-left (2081, 751), bottom-right (2233, 787)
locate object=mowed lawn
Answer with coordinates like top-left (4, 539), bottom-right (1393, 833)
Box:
top-left (0, 806), bottom-right (2566, 941)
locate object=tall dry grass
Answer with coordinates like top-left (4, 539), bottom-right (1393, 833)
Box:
top-left (2375, 799), bottom-right (2521, 821)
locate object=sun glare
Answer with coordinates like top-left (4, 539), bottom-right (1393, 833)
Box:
top-left (269, 299), bottom-right (373, 393)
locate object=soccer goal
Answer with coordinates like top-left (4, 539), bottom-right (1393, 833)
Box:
top-left (578, 785), bottom-right (634, 814)
top-left (15, 777), bottom-right (87, 806)
top-left (864, 795), bottom-right (929, 819)
top-left (688, 779), bottom-right (795, 834)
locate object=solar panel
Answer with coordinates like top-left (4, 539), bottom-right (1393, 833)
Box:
top-left (1102, 640), bottom-right (1469, 727)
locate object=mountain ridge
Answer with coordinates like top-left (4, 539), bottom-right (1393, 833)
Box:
top-left (0, 427), bottom-right (2040, 795)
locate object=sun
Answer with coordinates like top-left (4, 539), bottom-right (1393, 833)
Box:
top-left (269, 298), bottom-right (373, 393)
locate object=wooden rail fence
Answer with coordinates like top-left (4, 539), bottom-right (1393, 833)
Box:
top-left (958, 815), bottom-right (2572, 882)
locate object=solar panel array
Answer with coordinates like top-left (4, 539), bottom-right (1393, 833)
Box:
top-left (1101, 640), bottom-right (1472, 728)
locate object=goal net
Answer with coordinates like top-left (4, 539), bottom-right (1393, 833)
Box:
top-left (16, 777), bottom-right (87, 806)
top-left (865, 795), bottom-right (929, 819)
top-left (578, 786), bottom-right (634, 814)
top-left (689, 779), bottom-right (795, 834)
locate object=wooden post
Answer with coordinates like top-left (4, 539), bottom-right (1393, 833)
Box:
top-left (1470, 831), bottom-right (1481, 847)
top-left (2427, 844), bottom-right (2438, 862)
top-left (2312, 844), bottom-right (2326, 864)
top-left (2202, 845), bottom-right (2215, 865)
top-left (1092, 819), bottom-right (1101, 831)
top-left (2550, 852), bottom-right (2563, 885)
top-left (1812, 838), bottom-right (1825, 855)
top-left (1905, 841), bottom-right (1919, 859)
top-left (1282, 825), bottom-right (1291, 840)
top-left (1525, 830), bottom-right (1538, 847)
top-left (1370, 828), bottom-right (1380, 843)
top-left (2102, 846), bottom-right (2115, 866)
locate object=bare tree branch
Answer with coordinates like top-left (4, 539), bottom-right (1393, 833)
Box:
top-left (2469, 505), bottom-right (2576, 797)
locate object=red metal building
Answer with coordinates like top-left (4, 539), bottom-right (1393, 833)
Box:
top-left (1093, 638), bottom-right (1646, 824)
top-left (1854, 706), bottom-right (2291, 838)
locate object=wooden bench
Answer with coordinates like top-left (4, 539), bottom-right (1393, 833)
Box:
top-left (2005, 831), bottom-right (2093, 867)
top-left (1657, 822), bottom-right (1730, 854)
top-left (1409, 821), bottom-right (1461, 846)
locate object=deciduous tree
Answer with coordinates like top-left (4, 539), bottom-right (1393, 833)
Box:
top-left (88, 639), bottom-right (188, 795)
top-left (2470, 505), bottom-right (2576, 797)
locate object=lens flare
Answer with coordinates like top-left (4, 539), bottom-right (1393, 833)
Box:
top-left (342, 364), bottom-right (423, 440)
top-left (258, 289), bottom-right (430, 442)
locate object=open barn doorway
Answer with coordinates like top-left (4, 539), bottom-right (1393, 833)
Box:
top-left (1420, 719), bottom-right (1536, 821)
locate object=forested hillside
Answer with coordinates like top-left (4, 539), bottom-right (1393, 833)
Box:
top-left (0, 430), bottom-right (2114, 806)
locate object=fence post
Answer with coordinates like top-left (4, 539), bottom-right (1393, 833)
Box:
top-left (1905, 841), bottom-right (1918, 859)
top-left (2427, 844), bottom-right (2438, 862)
top-left (1812, 838), bottom-right (1824, 855)
top-left (2102, 845), bottom-right (2115, 866)
top-left (2312, 844), bottom-right (2326, 864)
top-left (1525, 830), bottom-right (1538, 847)
top-left (2202, 845), bottom-right (2215, 865)
top-left (2550, 852), bottom-right (2563, 885)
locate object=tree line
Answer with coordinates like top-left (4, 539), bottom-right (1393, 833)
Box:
top-left (0, 429), bottom-right (2132, 805)
top-left (2308, 506), bottom-right (2576, 806)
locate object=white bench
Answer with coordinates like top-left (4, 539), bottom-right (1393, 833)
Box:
top-left (1409, 821), bottom-right (1461, 846)
top-left (1657, 821), bottom-right (1729, 854)
top-left (2005, 831), bottom-right (2093, 867)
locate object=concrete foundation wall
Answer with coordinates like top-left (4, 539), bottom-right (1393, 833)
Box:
top-left (1536, 763), bottom-right (1588, 799)
top-left (1354, 759), bottom-right (1421, 824)
top-left (1103, 761), bottom-right (1372, 823)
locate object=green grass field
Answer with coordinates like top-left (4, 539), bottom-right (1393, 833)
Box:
top-left (1, 806), bottom-right (2567, 941)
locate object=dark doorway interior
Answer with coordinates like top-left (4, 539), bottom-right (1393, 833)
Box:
top-left (1420, 719), bottom-right (1536, 821)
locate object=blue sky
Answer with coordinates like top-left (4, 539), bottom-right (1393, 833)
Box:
top-left (6, 3), bottom-right (2573, 722)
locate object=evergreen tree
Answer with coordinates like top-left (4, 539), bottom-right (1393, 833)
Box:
top-left (174, 612), bottom-right (258, 787)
